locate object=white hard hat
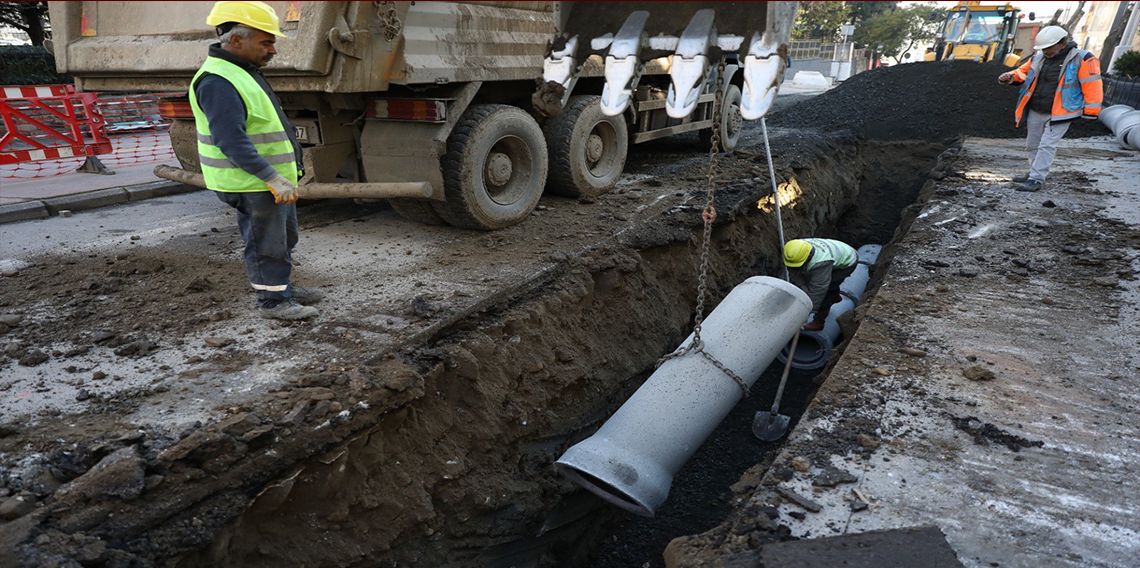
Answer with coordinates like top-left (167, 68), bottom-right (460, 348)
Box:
top-left (1034, 26), bottom-right (1068, 50)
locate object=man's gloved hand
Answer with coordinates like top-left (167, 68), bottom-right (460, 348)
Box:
top-left (266, 173), bottom-right (299, 204)
top-left (998, 71), bottom-right (1014, 84)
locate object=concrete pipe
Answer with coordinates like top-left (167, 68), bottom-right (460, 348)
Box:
top-left (777, 244), bottom-right (881, 370)
top-left (1097, 105), bottom-right (1140, 151)
top-left (152, 165), bottom-right (436, 199)
top-left (1112, 110), bottom-right (1140, 151)
top-left (1097, 105), bottom-right (1130, 125)
top-left (555, 276), bottom-right (810, 517)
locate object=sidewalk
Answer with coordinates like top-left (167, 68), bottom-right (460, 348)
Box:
top-left (0, 132), bottom-right (198, 223)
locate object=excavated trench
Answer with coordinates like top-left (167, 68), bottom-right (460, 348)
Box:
top-left (171, 133), bottom-right (948, 568)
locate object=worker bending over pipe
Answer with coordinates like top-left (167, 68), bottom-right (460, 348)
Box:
top-left (782, 238), bottom-right (858, 331)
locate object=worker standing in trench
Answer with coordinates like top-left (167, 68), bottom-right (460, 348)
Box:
top-left (998, 25), bottom-right (1103, 193)
top-left (782, 238), bottom-right (857, 331)
top-left (189, 1), bottom-right (324, 320)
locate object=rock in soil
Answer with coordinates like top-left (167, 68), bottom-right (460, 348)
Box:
top-left (55, 446), bottom-right (146, 503)
top-left (18, 350), bottom-right (49, 366)
top-left (0, 494), bottom-right (37, 520)
top-left (962, 366), bottom-right (996, 381)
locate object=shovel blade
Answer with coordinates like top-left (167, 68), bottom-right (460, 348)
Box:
top-left (752, 410), bottom-right (790, 441)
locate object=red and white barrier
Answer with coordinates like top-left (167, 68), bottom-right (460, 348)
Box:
top-left (1, 86), bottom-right (181, 179)
top-left (0, 84), bottom-right (113, 165)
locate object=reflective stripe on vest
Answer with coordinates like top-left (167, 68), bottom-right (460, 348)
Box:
top-left (188, 56), bottom-right (298, 192)
top-left (1015, 49), bottom-right (1101, 126)
top-left (803, 238), bottom-right (857, 270)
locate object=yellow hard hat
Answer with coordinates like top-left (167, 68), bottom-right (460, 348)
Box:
top-left (207, 1), bottom-right (285, 37)
top-left (783, 239), bottom-right (813, 267)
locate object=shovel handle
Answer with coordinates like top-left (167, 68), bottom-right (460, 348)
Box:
top-left (769, 329), bottom-right (801, 415)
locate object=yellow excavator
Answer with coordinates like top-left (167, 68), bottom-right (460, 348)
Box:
top-left (923, 1), bottom-right (1035, 66)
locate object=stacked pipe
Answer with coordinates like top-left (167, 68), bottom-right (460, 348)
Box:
top-left (1098, 105), bottom-right (1140, 151)
top-left (777, 244), bottom-right (881, 370)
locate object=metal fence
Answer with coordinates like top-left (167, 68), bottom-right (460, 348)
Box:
top-left (788, 41), bottom-right (841, 61)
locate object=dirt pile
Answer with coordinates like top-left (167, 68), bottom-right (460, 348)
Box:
top-left (770, 60), bottom-right (1109, 141)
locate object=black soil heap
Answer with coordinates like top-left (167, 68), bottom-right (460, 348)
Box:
top-left (770, 60), bottom-right (1109, 141)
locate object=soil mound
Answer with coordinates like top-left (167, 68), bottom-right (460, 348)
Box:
top-left (770, 60), bottom-right (1110, 141)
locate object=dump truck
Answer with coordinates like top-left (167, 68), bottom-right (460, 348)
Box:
top-left (46, 1), bottom-right (796, 230)
top-left (923, 1), bottom-right (1034, 66)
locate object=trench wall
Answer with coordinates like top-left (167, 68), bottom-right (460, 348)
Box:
top-left (174, 134), bottom-right (944, 567)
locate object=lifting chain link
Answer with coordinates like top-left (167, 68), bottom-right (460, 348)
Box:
top-left (374, 1), bottom-right (403, 42)
top-left (657, 57), bottom-right (750, 400)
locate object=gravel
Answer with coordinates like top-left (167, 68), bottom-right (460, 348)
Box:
top-left (771, 60), bottom-right (1111, 142)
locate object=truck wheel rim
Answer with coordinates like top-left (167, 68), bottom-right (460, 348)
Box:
top-left (726, 98), bottom-right (742, 140)
top-left (483, 136), bottom-right (533, 205)
top-left (585, 121), bottom-right (620, 178)
top-left (485, 152), bottom-right (514, 187)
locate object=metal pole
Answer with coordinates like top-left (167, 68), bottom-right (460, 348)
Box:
top-left (760, 117), bottom-right (788, 281)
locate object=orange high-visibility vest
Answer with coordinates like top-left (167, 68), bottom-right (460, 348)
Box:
top-left (1011, 47), bottom-right (1103, 127)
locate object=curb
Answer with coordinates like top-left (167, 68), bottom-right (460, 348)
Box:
top-left (0, 180), bottom-right (202, 225)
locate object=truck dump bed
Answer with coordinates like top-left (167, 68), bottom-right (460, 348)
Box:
top-left (47, 1), bottom-right (554, 92)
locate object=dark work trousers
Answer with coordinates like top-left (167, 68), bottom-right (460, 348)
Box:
top-left (216, 190), bottom-right (297, 308)
top-left (821, 264), bottom-right (857, 315)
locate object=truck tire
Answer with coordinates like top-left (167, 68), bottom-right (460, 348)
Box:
top-left (389, 198), bottom-right (448, 225)
top-left (543, 95), bottom-right (628, 197)
top-left (700, 84), bottom-right (743, 153)
top-left (431, 104), bottom-right (548, 230)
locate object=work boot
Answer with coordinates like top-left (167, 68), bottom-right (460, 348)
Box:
top-left (288, 285), bottom-right (325, 305)
top-left (1015, 179), bottom-right (1043, 192)
top-left (1010, 173), bottom-right (1030, 183)
top-left (258, 299), bottom-right (319, 320)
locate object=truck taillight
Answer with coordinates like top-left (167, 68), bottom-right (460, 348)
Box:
top-left (158, 100), bottom-right (194, 119)
top-left (366, 99), bottom-right (446, 122)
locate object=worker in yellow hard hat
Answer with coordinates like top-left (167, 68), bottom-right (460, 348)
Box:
top-left (190, 1), bottom-right (324, 320)
top-left (783, 238), bottom-right (858, 331)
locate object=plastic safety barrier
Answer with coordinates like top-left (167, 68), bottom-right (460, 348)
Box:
top-left (0, 84), bottom-right (112, 165)
top-left (1, 87), bottom-right (180, 179)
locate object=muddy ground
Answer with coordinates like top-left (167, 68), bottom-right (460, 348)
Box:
top-left (1, 100), bottom-right (944, 568)
top-left (3, 60), bottom-right (1130, 566)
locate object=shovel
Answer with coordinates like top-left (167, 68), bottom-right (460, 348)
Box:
top-left (752, 329), bottom-right (800, 441)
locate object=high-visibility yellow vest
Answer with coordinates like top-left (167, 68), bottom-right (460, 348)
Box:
top-left (188, 56), bottom-right (297, 192)
top-left (803, 238), bottom-right (857, 270)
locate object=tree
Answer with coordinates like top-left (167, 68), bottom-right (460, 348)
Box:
top-left (1046, 0), bottom-right (1087, 32)
top-left (0, 1), bottom-right (49, 46)
top-left (848, 2), bottom-right (897, 25)
top-left (793, 1), bottom-right (851, 41)
top-left (852, 3), bottom-right (942, 64)
top-left (1099, 2), bottom-right (1135, 63)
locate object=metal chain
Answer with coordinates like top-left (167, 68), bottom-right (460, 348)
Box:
top-left (374, 2), bottom-right (403, 42)
top-left (657, 57), bottom-right (749, 400)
